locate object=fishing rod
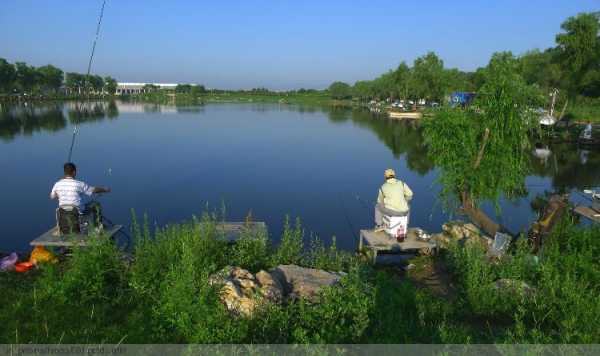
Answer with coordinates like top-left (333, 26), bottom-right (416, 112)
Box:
top-left (67, 0), bottom-right (107, 162)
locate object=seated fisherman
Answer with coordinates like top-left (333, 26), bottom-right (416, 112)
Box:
top-left (50, 162), bottom-right (111, 234)
top-left (375, 168), bottom-right (413, 228)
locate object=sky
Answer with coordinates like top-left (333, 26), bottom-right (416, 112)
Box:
top-left (0, 0), bottom-right (598, 90)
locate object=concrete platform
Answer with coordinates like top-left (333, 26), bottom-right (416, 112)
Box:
top-left (359, 228), bottom-right (437, 264)
top-left (217, 222), bottom-right (268, 243)
top-left (30, 225), bottom-right (123, 247)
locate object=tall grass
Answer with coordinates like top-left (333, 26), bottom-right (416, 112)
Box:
top-left (0, 213), bottom-right (598, 343)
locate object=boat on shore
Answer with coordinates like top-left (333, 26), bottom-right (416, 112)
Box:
top-left (388, 111), bottom-right (423, 120)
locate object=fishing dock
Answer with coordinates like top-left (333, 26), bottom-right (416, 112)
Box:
top-left (359, 228), bottom-right (437, 265)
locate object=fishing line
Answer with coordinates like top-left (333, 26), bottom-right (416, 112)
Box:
top-left (67, 0), bottom-right (107, 162)
top-left (338, 193), bottom-right (359, 241)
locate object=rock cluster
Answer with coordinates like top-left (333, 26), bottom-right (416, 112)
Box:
top-left (210, 264), bottom-right (345, 317)
top-left (431, 221), bottom-right (493, 250)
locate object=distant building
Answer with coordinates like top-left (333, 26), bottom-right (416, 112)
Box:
top-left (115, 82), bottom-right (179, 95)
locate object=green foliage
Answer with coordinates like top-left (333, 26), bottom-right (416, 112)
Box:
top-left (104, 76), bottom-right (118, 95)
top-left (272, 216), bottom-right (305, 265)
top-left (14, 62), bottom-right (39, 93)
top-left (411, 52), bottom-right (447, 102)
top-left (0, 58), bottom-right (16, 92)
top-left (35, 65), bottom-right (63, 92)
top-left (285, 266), bottom-right (374, 343)
top-left (556, 13), bottom-right (600, 97)
top-left (424, 52), bottom-right (541, 206)
top-left (1, 213), bottom-right (598, 344)
top-left (2, 239), bottom-right (131, 343)
top-left (0, 58), bottom-right (118, 97)
top-left (328, 81), bottom-right (352, 100)
top-left (443, 218), bottom-right (600, 343)
top-left (230, 226), bottom-right (270, 272)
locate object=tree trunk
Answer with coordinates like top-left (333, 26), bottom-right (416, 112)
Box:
top-left (460, 127), bottom-right (502, 237)
top-left (461, 191), bottom-right (501, 237)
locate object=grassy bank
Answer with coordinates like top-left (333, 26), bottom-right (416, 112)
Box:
top-left (135, 91), bottom-right (354, 107)
top-left (1, 212), bottom-right (598, 344)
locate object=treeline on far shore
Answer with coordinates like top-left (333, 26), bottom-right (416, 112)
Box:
top-left (0, 58), bottom-right (117, 98)
top-left (325, 12), bottom-right (600, 118)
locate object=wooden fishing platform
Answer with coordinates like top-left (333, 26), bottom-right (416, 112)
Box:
top-left (359, 228), bottom-right (437, 264)
top-left (30, 225), bottom-right (124, 247)
top-left (573, 206), bottom-right (600, 224)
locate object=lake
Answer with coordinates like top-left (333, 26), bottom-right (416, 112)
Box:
top-left (1, 100), bottom-right (599, 252)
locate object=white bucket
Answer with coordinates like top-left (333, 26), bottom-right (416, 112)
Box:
top-left (383, 213), bottom-right (409, 239)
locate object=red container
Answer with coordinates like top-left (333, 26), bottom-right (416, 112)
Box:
top-left (15, 261), bottom-right (34, 273)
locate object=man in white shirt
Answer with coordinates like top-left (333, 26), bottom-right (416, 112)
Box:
top-left (375, 168), bottom-right (413, 227)
top-left (50, 162), bottom-right (110, 234)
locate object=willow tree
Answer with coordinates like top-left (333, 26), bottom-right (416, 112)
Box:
top-left (423, 52), bottom-right (542, 236)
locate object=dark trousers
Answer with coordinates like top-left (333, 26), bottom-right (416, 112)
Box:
top-left (58, 207), bottom-right (81, 235)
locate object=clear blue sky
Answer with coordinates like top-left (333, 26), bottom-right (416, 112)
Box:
top-left (0, 0), bottom-right (598, 89)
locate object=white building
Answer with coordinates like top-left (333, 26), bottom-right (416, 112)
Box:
top-left (115, 82), bottom-right (179, 95)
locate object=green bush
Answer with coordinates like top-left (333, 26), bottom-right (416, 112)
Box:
top-left (2, 213), bottom-right (598, 344)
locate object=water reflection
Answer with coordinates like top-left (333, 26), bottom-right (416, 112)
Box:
top-left (326, 108), bottom-right (435, 175)
top-left (66, 101), bottom-right (119, 123)
top-left (528, 143), bottom-right (600, 190)
top-left (2, 101), bottom-right (599, 194)
top-left (0, 103), bottom-right (66, 141)
top-left (0, 101), bottom-right (121, 142)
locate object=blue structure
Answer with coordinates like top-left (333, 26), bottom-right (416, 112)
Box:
top-left (449, 92), bottom-right (476, 107)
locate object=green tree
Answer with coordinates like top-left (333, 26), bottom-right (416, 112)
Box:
top-left (14, 62), bottom-right (39, 93)
top-left (352, 80), bottom-right (374, 101)
top-left (393, 62), bottom-right (411, 99)
top-left (37, 65), bottom-right (64, 93)
top-left (555, 13), bottom-right (600, 97)
top-left (190, 84), bottom-right (206, 95)
top-left (0, 58), bottom-right (16, 93)
top-left (175, 84), bottom-right (193, 93)
top-left (65, 73), bottom-right (84, 94)
top-left (372, 71), bottom-right (397, 99)
top-left (103, 76), bottom-right (117, 95)
top-left (410, 52), bottom-right (446, 102)
top-left (444, 68), bottom-right (472, 94)
top-left (86, 75), bottom-right (104, 93)
top-left (328, 81), bottom-right (352, 99)
top-left (423, 52), bottom-right (542, 236)
top-left (143, 84), bottom-right (158, 93)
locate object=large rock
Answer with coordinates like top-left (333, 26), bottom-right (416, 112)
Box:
top-left (269, 264), bottom-right (346, 302)
top-left (210, 266), bottom-right (283, 317)
top-left (210, 265), bottom-right (346, 316)
top-left (434, 221), bottom-right (492, 250)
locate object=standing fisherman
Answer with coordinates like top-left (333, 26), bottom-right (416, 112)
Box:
top-left (50, 162), bottom-right (111, 234)
top-left (375, 169), bottom-right (413, 230)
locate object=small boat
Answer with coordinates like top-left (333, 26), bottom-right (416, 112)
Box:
top-left (388, 111), bottom-right (423, 120)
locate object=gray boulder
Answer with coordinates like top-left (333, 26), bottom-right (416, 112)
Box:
top-left (269, 264), bottom-right (346, 302)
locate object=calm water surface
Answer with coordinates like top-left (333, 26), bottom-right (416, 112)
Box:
top-left (1, 101), bottom-right (599, 252)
